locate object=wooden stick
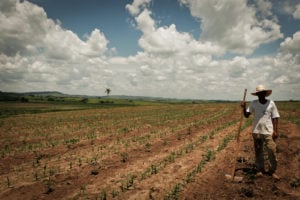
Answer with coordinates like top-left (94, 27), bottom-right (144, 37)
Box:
top-left (231, 89), bottom-right (247, 180)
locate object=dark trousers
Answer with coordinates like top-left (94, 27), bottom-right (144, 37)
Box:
top-left (252, 133), bottom-right (277, 173)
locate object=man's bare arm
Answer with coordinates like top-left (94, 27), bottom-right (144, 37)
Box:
top-left (272, 118), bottom-right (279, 140)
top-left (241, 101), bottom-right (251, 118)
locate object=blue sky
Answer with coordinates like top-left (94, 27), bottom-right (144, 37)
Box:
top-left (1, 0), bottom-right (300, 100)
top-left (28, 0), bottom-right (201, 56)
top-left (27, 0), bottom-right (300, 57)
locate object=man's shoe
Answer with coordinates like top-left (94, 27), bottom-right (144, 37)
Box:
top-left (272, 173), bottom-right (280, 180)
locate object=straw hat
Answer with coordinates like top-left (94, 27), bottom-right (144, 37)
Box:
top-left (251, 85), bottom-right (272, 96)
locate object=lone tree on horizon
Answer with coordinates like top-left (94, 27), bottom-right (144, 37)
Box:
top-left (105, 88), bottom-right (111, 96)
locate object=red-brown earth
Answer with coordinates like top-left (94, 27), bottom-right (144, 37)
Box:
top-left (0, 102), bottom-right (299, 200)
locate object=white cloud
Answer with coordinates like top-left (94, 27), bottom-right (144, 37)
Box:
top-left (280, 31), bottom-right (300, 55)
top-left (180, 0), bottom-right (283, 55)
top-left (138, 24), bottom-right (223, 55)
top-left (255, 0), bottom-right (272, 17)
top-left (281, 2), bottom-right (300, 19)
top-left (0, 0), bottom-right (115, 95)
top-left (129, 1), bottom-right (223, 56)
top-left (125, 0), bottom-right (151, 16)
top-left (293, 4), bottom-right (300, 19)
top-left (85, 29), bottom-right (109, 57)
top-left (0, 0), bottom-right (47, 56)
top-left (135, 9), bottom-right (155, 34)
top-left (0, 0), bottom-right (299, 100)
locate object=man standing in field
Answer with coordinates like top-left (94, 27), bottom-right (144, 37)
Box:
top-left (241, 85), bottom-right (280, 180)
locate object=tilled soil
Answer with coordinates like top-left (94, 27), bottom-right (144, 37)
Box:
top-left (0, 106), bottom-right (299, 200)
top-left (181, 121), bottom-right (300, 200)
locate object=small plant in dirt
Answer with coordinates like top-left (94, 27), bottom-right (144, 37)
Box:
top-left (45, 177), bottom-right (54, 194)
top-left (42, 164), bottom-right (47, 177)
top-left (49, 168), bottom-right (56, 176)
top-left (33, 152), bottom-right (43, 167)
top-left (176, 133), bottom-right (182, 140)
top-left (290, 177), bottom-right (300, 188)
top-left (120, 152), bottom-right (128, 162)
top-left (151, 164), bottom-right (158, 175)
top-left (184, 143), bottom-right (194, 153)
top-left (185, 171), bottom-right (196, 183)
top-left (145, 142), bottom-right (151, 152)
top-left (121, 127), bottom-right (129, 134)
top-left (98, 189), bottom-right (107, 200)
top-left (176, 149), bottom-right (183, 156)
top-left (140, 167), bottom-right (151, 180)
top-left (168, 152), bottom-right (176, 163)
top-left (120, 174), bottom-right (137, 191)
top-left (163, 139), bottom-right (168, 146)
top-left (149, 187), bottom-right (158, 200)
top-left (80, 185), bottom-right (86, 195)
top-left (165, 183), bottom-right (182, 200)
top-left (34, 171), bottom-right (39, 181)
top-left (89, 155), bottom-right (99, 165)
top-left (217, 134), bottom-right (234, 152)
top-left (204, 149), bottom-right (216, 162)
top-left (6, 176), bottom-right (11, 188)
top-left (187, 127), bottom-right (192, 135)
top-left (128, 174), bottom-right (136, 188)
top-left (111, 189), bottom-right (119, 198)
top-left (199, 135), bottom-right (208, 143)
top-left (78, 157), bottom-right (82, 167)
top-left (196, 160), bottom-right (206, 173)
top-left (64, 138), bottom-right (80, 145)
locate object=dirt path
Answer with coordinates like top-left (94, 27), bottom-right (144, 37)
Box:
top-left (181, 120), bottom-right (300, 199)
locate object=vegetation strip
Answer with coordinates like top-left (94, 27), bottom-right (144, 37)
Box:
top-left (3, 100), bottom-right (297, 200)
top-left (164, 118), bottom-right (253, 200)
top-left (106, 118), bottom-right (239, 198)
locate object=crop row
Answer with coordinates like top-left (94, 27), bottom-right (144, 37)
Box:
top-left (0, 103), bottom-right (246, 199)
top-left (69, 116), bottom-right (244, 199)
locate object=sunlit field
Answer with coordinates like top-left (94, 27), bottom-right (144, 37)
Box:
top-left (0, 101), bottom-right (299, 199)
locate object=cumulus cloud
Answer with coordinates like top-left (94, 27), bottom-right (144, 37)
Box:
top-left (0, 0), bottom-right (47, 56)
top-left (0, 0), bottom-right (299, 100)
top-left (179, 0), bottom-right (283, 55)
top-left (294, 4), bottom-right (300, 19)
top-left (135, 9), bottom-right (155, 34)
top-left (0, 0), bottom-right (114, 95)
top-left (125, 0), bottom-right (151, 16)
top-left (280, 31), bottom-right (300, 54)
top-left (281, 1), bottom-right (300, 19)
top-left (138, 24), bottom-right (223, 55)
top-left (127, 0), bottom-right (223, 56)
top-left (255, 0), bottom-right (273, 17)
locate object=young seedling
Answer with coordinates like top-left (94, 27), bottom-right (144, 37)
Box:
top-left (80, 185), bottom-right (86, 195)
top-left (34, 171), bottom-right (39, 181)
top-left (120, 174), bottom-right (136, 191)
top-left (69, 161), bottom-right (73, 169)
top-left (110, 189), bottom-right (119, 198)
top-left (78, 157), bottom-right (82, 167)
top-left (187, 127), bottom-right (192, 135)
top-left (45, 176), bottom-right (54, 194)
top-left (150, 164), bottom-right (158, 175)
top-left (120, 152), bottom-right (128, 163)
top-left (99, 189), bottom-right (107, 200)
top-left (6, 176), bottom-right (10, 188)
top-left (145, 142), bottom-right (151, 152)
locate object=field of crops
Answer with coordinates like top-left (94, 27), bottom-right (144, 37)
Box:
top-left (0, 101), bottom-right (299, 199)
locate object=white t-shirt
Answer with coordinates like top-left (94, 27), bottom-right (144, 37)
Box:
top-left (247, 100), bottom-right (280, 135)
